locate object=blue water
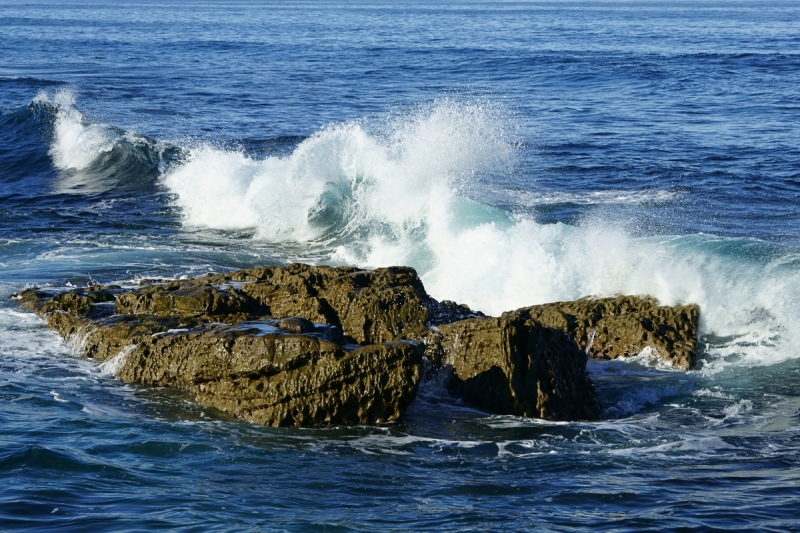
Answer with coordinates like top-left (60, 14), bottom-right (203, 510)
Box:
top-left (2, 1), bottom-right (800, 530)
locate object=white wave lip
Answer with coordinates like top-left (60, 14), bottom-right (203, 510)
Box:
top-left (35, 89), bottom-right (120, 171)
top-left (141, 99), bottom-right (800, 370)
top-left (164, 99), bottom-right (516, 240)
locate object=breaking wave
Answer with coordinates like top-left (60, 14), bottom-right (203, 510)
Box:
top-left (32, 89), bottom-right (178, 194)
top-left (39, 91), bottom-right (800, 371)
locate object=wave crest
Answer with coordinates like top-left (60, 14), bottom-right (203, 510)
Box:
top-left (33, 89), bottom-right (176, 194)
top-left (36, 92), bottom-right (800, 371)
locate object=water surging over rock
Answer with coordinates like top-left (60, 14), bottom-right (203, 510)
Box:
top-left (14, 264), bottom-right (699, 427)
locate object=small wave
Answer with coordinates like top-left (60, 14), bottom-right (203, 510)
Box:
top-left (481, 186), bottom-right (684, 207)
top-left (609, 436), bottom-right (740, 457)
top-left (32, 89), bottom-right (180, 194)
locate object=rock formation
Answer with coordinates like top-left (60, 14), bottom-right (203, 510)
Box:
top-left (13, 263), bottom-right (700, 426)
top-left (435, 317), bottom-right (602, 420)
top-left (14, 266), bottom-right (429, 427)
top-left (502, 296), bottom-right (700, 370)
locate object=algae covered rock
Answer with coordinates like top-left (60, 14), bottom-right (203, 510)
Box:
top-left (115, 279), bottom-right (259, 317)
top-left (224, 263), bottom-right (433, 344)
top-left (13, 281), bottom-right (425, 427)
top-left (503, 296), bottom-right (700, 370)
top-left (115, 263), bottom-right (434, 345)
top-left (436, 316), bottom-right (602, 421)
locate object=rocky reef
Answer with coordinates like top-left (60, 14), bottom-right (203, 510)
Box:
top-left (13, 263), bottom-right (700, 427)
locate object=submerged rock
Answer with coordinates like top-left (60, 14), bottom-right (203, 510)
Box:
top-left (503, 296), bottom-right (700, 370)
top-left (13, 264), bottom-right (700, 426)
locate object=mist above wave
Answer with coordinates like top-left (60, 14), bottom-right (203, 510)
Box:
top-left (35, 91), bottom-right (800, 371)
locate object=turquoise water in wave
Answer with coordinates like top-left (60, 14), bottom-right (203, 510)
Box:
top-left (2, 1), bottom-right (800, 530)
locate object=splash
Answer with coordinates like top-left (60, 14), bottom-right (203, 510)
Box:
top-left (38, 94), bottom-right (800, 370)
top-left (163, 99), bottom-right (516, 241)
top-left (34, 89), bottom-right (118, 171)
top-left (33, 89), bottom-right (170, 193)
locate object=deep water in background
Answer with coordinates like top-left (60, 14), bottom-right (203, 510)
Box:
top-left (1, 1), bottom-right (800, 531)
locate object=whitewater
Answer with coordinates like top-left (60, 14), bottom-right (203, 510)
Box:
top-left (2, 1), bottom-right (799, 531)
top-left (37, 88), bottom-right (800, 373)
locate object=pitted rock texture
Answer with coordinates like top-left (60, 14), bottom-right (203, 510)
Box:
top-left (13, 265), bottom-right (701, 425)
top-left (502, 296), bottom-right (700, 370)
top-left (116, 264), bottom-right (434, 345)
top-left (115, 279), bottom-right (258, 318)
top-left (14, 275), bottom-right (424, 427)
top-left (437, 316), bottom-right (602, 421)
top-left (121, 329), bottom-right (422, 427)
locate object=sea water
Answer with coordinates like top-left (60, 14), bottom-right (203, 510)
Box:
top-left (1, 1), bottom-right (799, 530)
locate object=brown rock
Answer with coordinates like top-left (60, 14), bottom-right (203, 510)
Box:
top-left (12, 268), bottom-right (701, 426)
top-left (503, 296), bottom-right (699, 370)
top-left (220, 263), bottom-right (433, 344)
top-left (115, 279), bottom-right (259, 317)
top-left (13, 283), bottom-right (423, 427)
top-left (118, 328), bottom-right (422, 427)
top-left (437, 316), bottom-right (602, 421)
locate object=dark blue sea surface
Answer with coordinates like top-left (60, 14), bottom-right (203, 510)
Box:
top-left (2, 1), bottom-right (800, 531)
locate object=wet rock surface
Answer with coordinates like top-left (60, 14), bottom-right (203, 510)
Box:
top-left (436, 316), bottom-right (602, 421)
top-left (503, 296), bottom-right (700, 370)
top-left (120, 327), bottom-right (422, 427)
top-left (13, 264), bottom-right (700, 426)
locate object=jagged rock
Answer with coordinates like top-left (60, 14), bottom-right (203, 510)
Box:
top-left (502, 296), bottom-right (699, 370)
top-left (17, 287), bottom-right (117, 316)
top-left (12, 266), bottom-right (701, 426)
top-left (115, 279), bottom-right (259, 317)
top-left (436, 316), bottom-right (602, 421)
top-left (113, 264), bottom-right (432, 345)
top-left (14, 283), bottom-right (424, 427)
top-left (118, 327), bottom-right (422, 427)
top-left (429, 299), bottom-right (485, 326)
top-left (211, 263), bottom-right (433, 344)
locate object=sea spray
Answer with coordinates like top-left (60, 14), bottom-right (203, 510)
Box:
top-left (163, 99), bottom-right (516, 240)
top-left (38, 94), bottom-right (800, 371)
top-left (34, 89), bottom-right (118, 172)
top-left (33, 89), bottom-right (172, 194)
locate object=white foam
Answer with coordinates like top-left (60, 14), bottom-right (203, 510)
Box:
top-left (234, 322), bottom-right (281, 336)
top-left (98, 344), bottom-right (136, 376)
top-left (481, 186), bottom-right (684, 207)
top-left (50, 391), bottom-right (69, 403)
top-left (693, 387), bottom-right (733, 400)
top-left (164, 99), bottom-right (515, 241)
top-left (154, 99), bottom-right (800, 371)
top-left (34, 89), bottom-right (120, 171)
top-left (610, 436), bottom-right (740, 456)
top-left (722, 399), bottom-right (754, 420)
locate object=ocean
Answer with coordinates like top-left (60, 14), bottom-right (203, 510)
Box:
top-left (1, 1), bottom-right (799, 530)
